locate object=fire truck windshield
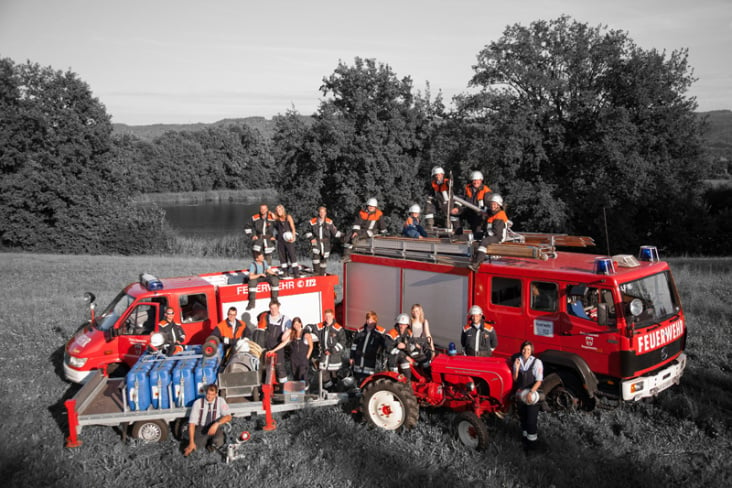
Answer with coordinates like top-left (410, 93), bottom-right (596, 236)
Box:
top-left (619, 271), bottom-right (680, 328)
top-left (95, 292), bottom-right (135, 331)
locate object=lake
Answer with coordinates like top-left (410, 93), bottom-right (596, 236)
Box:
top-left (161, 201), bottom-right (272, 238)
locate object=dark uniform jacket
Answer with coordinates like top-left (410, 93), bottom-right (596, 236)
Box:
top-left (460, 320), bottom-right (497, 357)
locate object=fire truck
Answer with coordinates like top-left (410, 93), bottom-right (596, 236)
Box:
top-left (342, 236), bottom-right (687, 409)
top-left (64, 270), bottom-right (338, 383)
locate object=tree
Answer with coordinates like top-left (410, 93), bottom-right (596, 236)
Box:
top-left (453, 16), bottom-right (707, 252)
top-left (0, 58), bottom-right (166, 254)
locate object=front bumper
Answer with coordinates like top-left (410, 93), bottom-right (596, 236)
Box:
top-left (63, 353), bottom-right (93, 383)
top-left (622, 352), bottom-right (687, 401)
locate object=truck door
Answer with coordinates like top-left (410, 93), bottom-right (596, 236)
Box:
top-left (560, 284), bottom-right (619, 374)
top-left (117, 300), bottom-right (165, 365)
top-left (526, 281), bottom-right (562, 353)
top-left (486, 276), bottom-right (525, 357)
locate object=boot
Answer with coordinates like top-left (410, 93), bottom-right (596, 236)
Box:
top-left (246, 299), bottom-right (256, 310)
top-left (469, 251), bottom-right (486, 272)
top-left (292, 264), bottom-right (300, 279)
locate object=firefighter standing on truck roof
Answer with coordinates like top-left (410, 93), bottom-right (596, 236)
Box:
top-left (385, 313), bottom-right (415, 381)
top-left (344, 198), bottom-right (387, 258)
top-left (468, 194), bottom-right (509, 272)
top-left (350, 311), bottom-right (386, 383)
top-left (451, 170), bottom-right (492, 239)
top-left (312, 309), bottom-right (346, 390)
top-left (425, 166), bottom-right (450, 230)
top-left (402, 204), bottom-right (428, 239)
top-left (273, 204), bottom-right (300, 278)
top-left (304, 206), bottom-right (342, 276)
top-left (513, 341), bottom-right (544, 452)
top-left (461, 305), bottom-right (497, 357)
top-left (244, 204), bottom-right (277, 265)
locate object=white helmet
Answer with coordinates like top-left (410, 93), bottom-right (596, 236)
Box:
top-left (408, 204), bottom-right (421, 214)
top-left (470, 171), bottom-right (484, 181)
top-left (150, 332), bottom-right (164, 348)
top-left (431, 166), bottom-right (445, 177)
top-left (488, 194), bottom-right (504, 207)
top-left (282, 231), bottom-right (294, 242)
top-left (396, 313), bottom-right (410, 325)
top-left (518, 388), bottom-right (540, 405)
top-left (366, 198), bottom-right (378, 207)
top-left (469, 305), bottom-right (483, 316)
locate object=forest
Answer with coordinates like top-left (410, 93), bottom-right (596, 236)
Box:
top-left (1, 16), bottom-right (730, 256)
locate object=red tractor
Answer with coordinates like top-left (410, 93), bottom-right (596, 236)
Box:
top-left (359, 351), bottom-right (514, 449)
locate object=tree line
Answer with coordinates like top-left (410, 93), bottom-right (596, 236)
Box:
top-left (2, 16), bottom-right (729, 255)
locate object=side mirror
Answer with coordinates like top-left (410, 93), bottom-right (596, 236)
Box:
top-left (83, 292), bottom-right (96, 305)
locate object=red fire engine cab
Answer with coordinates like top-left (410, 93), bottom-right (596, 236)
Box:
top-left (343, 237), bottom-right (686, 409)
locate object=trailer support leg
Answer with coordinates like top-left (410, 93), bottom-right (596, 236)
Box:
top-left (64, 399), bottom-right (83, 448)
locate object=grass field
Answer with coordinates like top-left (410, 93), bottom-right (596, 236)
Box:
top-left (0, 253), bottom-right (730, 487)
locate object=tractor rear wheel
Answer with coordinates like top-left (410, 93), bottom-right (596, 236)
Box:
top-left (361, 378), bottom-right (419, 431)
top-left (454, 412), bottom-right (489, 450)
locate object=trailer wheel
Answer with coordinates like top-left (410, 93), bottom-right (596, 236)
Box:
top-left (131, 419), bottom-right (169, 443)
top-left (173, 418), bottom-right (189, 441)
top-left (361, 378), bottom-right (419, 431)
top-left (455, 412), bottom-right (489, 450)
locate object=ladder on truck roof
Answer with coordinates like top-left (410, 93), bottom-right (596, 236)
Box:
top-left (351, 233), bottom-right (595, 266)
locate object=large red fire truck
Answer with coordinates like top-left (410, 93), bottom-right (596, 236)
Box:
top-left (64, 270), bottom-right (337, 383)
top-left (343, 236), bottom-right (687, 409)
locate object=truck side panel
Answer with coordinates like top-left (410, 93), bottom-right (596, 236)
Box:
top-left (344, 262), bottom-right (401, 329)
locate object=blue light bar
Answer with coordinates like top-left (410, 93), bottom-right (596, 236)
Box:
top-left (140, 273), bottom-right (163, 291)
top-left (638, 245), bottom-right (659, 262)
top-left (593, 257), bottom-right (615, 275)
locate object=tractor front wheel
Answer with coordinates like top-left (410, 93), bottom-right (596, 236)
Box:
top-left (361, 378), bottom-right (419, 431)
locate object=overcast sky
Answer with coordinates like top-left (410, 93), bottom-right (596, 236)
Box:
top-left (1, 0), bottom-right (729, 125)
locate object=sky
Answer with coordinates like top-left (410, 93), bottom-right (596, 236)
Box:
top-left (1, 0), bottom-right (730, 125)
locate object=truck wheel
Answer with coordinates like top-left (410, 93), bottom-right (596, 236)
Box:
top-left (131, 419), bottom-right (169, 443)
top-left (545, 385), bottom-right (579, 411)
top-left (361, 378), bottom-right (419, 431)
top-left (455, 412), bottom-right (489, 450)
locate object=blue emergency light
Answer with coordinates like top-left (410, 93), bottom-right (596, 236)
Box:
top-left (593, 257), bottom-right (615, 275)
top-left (140, 273), bottom-right (163, 291)
top-left (638, 245), bottom-right (659, 262)
top-left (448, 342), bottom-right (457, 356)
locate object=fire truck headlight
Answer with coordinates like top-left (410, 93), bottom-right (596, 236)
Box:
top-left (630, 381), bottom-right (644, 394)
top-left (68, 355), bottom-right (88, 368)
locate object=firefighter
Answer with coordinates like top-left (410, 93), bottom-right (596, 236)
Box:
top-left (154, 307), bottom-right (185, 355)
top-left (211, 306), bottom-right (251, 355)
top-left (460, 305), bottom-right (497, 357)
top-left (451, 170), bottom-right (492, 239)
top-left (303, 206), bottom-right (342, 276)
top-left (350, 311), bottom-right (386, 383)
top-left (385, 313), bottom-right (415, 380)
top-left (468, 194), bottom-right (509, 272)
top-left (402, 204), bottom-right (428, 239)
top-left (258, 300), bottom-right (292, 385)
top-left (273, 204), bottom-right (300, 278)
top-left (246, 252), bottom-right (280, 310)
top-left (513, 341), bottom-right (544, 451)
top-left (311, 309), bottom-right (346, 390)
top-left (425, 166), bottom-right (450, 230)
top-left (344, 198), bottom-right (387, 258)
top-left (244, 204), bottom-right (277, 265)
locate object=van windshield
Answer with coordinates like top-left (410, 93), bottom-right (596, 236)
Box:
top-left (619, 271), bottom-right (680, 328)
top-left (96, 292), bottom-right (135, 331)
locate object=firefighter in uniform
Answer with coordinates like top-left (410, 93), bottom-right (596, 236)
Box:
top-left (513, 340), bottom-right (544, 451)
top-left (468, 194), bottom-right (508, 272)
top-left (155, 307), bottom-right (185, 355)
top-left (344, 198), bottom-right (387, 257)
top-left (303, 206), bottom-right (342, 276)
top-left (311, 309), bottom-right (346, 390)
top-left (402, 204), bottom-right (428, 239)
top-left (244, 204), bottom-right (277, 265)
top-left (460, 305), bottom-right (497, 357)
top-left (273, 204), bottom-right (300, 278)
top-left (257, 300), bottom-right (292, 385)
top-left (246, 252), bottom-right (280, 310)
top-left (211, 306), bottom-right (251, 355)
top-left (385, 313), bottom-right (415, 380)
top-left (425, 166), bottom-right (450, 230)
top-left (350, 311), bottom-right (386, 382)
top-left (451, 170), bottom-right (492, 239)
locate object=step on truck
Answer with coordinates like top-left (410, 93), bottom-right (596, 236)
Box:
top-left (344, 236), bottom-right (687, 409)
top-left (64, 269), bottom-right (337, 383)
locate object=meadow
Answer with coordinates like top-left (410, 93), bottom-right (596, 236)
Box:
top-left (0, 252), bottom-right (730, 487)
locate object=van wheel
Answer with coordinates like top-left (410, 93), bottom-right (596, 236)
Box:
top-left (455, 412), bottom-right (489, 450)
top-left (361, 378), bottom-right (419, 431)
top-left (131, 419), bottom-right (169, 443)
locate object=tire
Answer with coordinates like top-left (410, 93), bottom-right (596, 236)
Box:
top-left (545, 385), bottom-right (579, 412)
top-left (131, 419), bottom-right (169, 443)
top-left (454, 412), bottom-right (489, 450)
top-left (173, 418), bottom-right (189, 441)
top-left (361, 378), bottom-right (419, 431)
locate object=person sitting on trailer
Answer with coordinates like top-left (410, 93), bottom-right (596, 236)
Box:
top-left (343, 197), bottom-right (387, 258)
top-left (212, 306), bottom-right (252, 355)
top-left (385, 313), bottom-right (416, 380)
top-left (468, 194), bottom-right (508, 272)
top-left (424, 166), bottom-right (450, 230)
top-left (350, 311), bottom-right (386, 383)
top-left (460, 305), bottom-right (497, 357)
top-left (450, 170), bottom-right (492, 238)
top-left (311, 309), bottom-right (346, 390)
top-left (402, 204), bottom-right (428, 239)
top-left (258, 300), bottom-right (292, 386)
top-left (183, 384), bottom-right (232, 456)
top-left (152, 307), bottom-right (185, 355)
top-left (246, 252), bottom-right (280, 310)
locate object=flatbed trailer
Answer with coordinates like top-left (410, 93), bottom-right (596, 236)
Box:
top-left (64, 369), bottom-right (346, 447)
